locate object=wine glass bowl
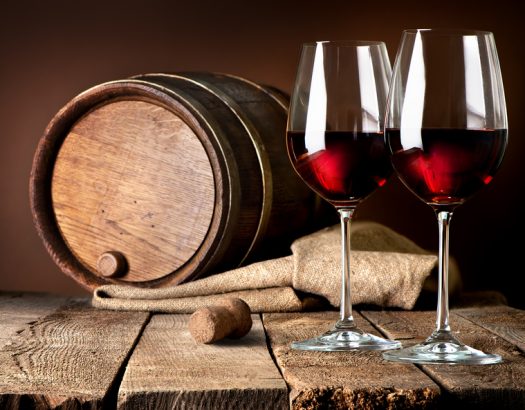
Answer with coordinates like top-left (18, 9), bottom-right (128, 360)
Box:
top-left (383, 29), bottom-right (508, 364)
top-left (286, 40), bottom-right (401, 351)
top-left (287, 40), bottom-right (393, 209)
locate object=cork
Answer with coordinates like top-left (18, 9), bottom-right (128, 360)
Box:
top-left (188, 297), bottom-right (252, 344)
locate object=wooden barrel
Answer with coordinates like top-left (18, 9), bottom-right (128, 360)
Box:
top-left (30, 72), bottom-right (334, 290)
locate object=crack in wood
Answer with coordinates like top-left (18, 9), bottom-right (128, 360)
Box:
top-left (103, 312), bottom-right (152, 409)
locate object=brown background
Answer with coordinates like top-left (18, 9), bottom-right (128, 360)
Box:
top-left (1, 0), bottom-right (523, 308)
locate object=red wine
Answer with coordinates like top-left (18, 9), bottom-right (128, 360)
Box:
top-left (286, 130), bottom-right (391, 207)
top-left (386, 128), bottom-right (507, 206)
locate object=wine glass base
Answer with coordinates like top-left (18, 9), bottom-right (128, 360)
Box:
top-left (291, 327), bottom-right (402, 352)
top-left (383, 339), bottom-right (502, 365)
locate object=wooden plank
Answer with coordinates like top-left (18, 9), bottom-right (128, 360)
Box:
top-left (263, 311), bottom-right (440, 409)
top-left (362, 308), bottom-right (525, 409)
top-left (0, 298), bottom-right (149, 409)
top-left (455, 305), bottom-right (525, 353)
top-left (118, 314), bottom-right (288, 410)
top-left (0, 292), bottom-right (68, 350)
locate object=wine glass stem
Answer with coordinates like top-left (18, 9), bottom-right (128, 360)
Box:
top-left (337, 208), bottom-right (356, 328)
top-left (435, 210), bottom-right (453, 333)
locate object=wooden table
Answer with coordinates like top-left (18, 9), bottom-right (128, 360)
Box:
top-left (0, 291), bottom-right (523, 409)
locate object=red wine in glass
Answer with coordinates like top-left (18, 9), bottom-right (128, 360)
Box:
top-left (387, 128), bottom-right (507, 206)
top-left (286, 130), bottom-right (391, 207)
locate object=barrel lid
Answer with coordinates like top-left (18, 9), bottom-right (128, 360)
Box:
top-left (50, 95), bottom-right (215, 282)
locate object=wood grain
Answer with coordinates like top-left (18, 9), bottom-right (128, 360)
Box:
top-left (263, 311), bottom-right (440, 409)
top-left (117, 314), bottom-right (288, 409)
top-left (0, 292), bottom-right (67, 350)
top-left (0, 298), bottom-right (149, 409)
top-left (52, 100), bottom-right (215, 283)
top-left (362, 308), bottom-right (525, 409)
top-left (455, 305), bottom-right (525, 353)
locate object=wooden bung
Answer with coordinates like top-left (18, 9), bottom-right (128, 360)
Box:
top-left (97, 251), bottom-right (128, 278)
top-left (30, 72), bottom-right (335, 291)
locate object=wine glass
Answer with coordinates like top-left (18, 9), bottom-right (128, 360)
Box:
top-left (286, 40), bottom-right (401, 351)
top-left (383, 29), bottom-right (507, 364)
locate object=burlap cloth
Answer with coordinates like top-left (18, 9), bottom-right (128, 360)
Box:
top-left (92, 221), bottom-right (461, 313)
